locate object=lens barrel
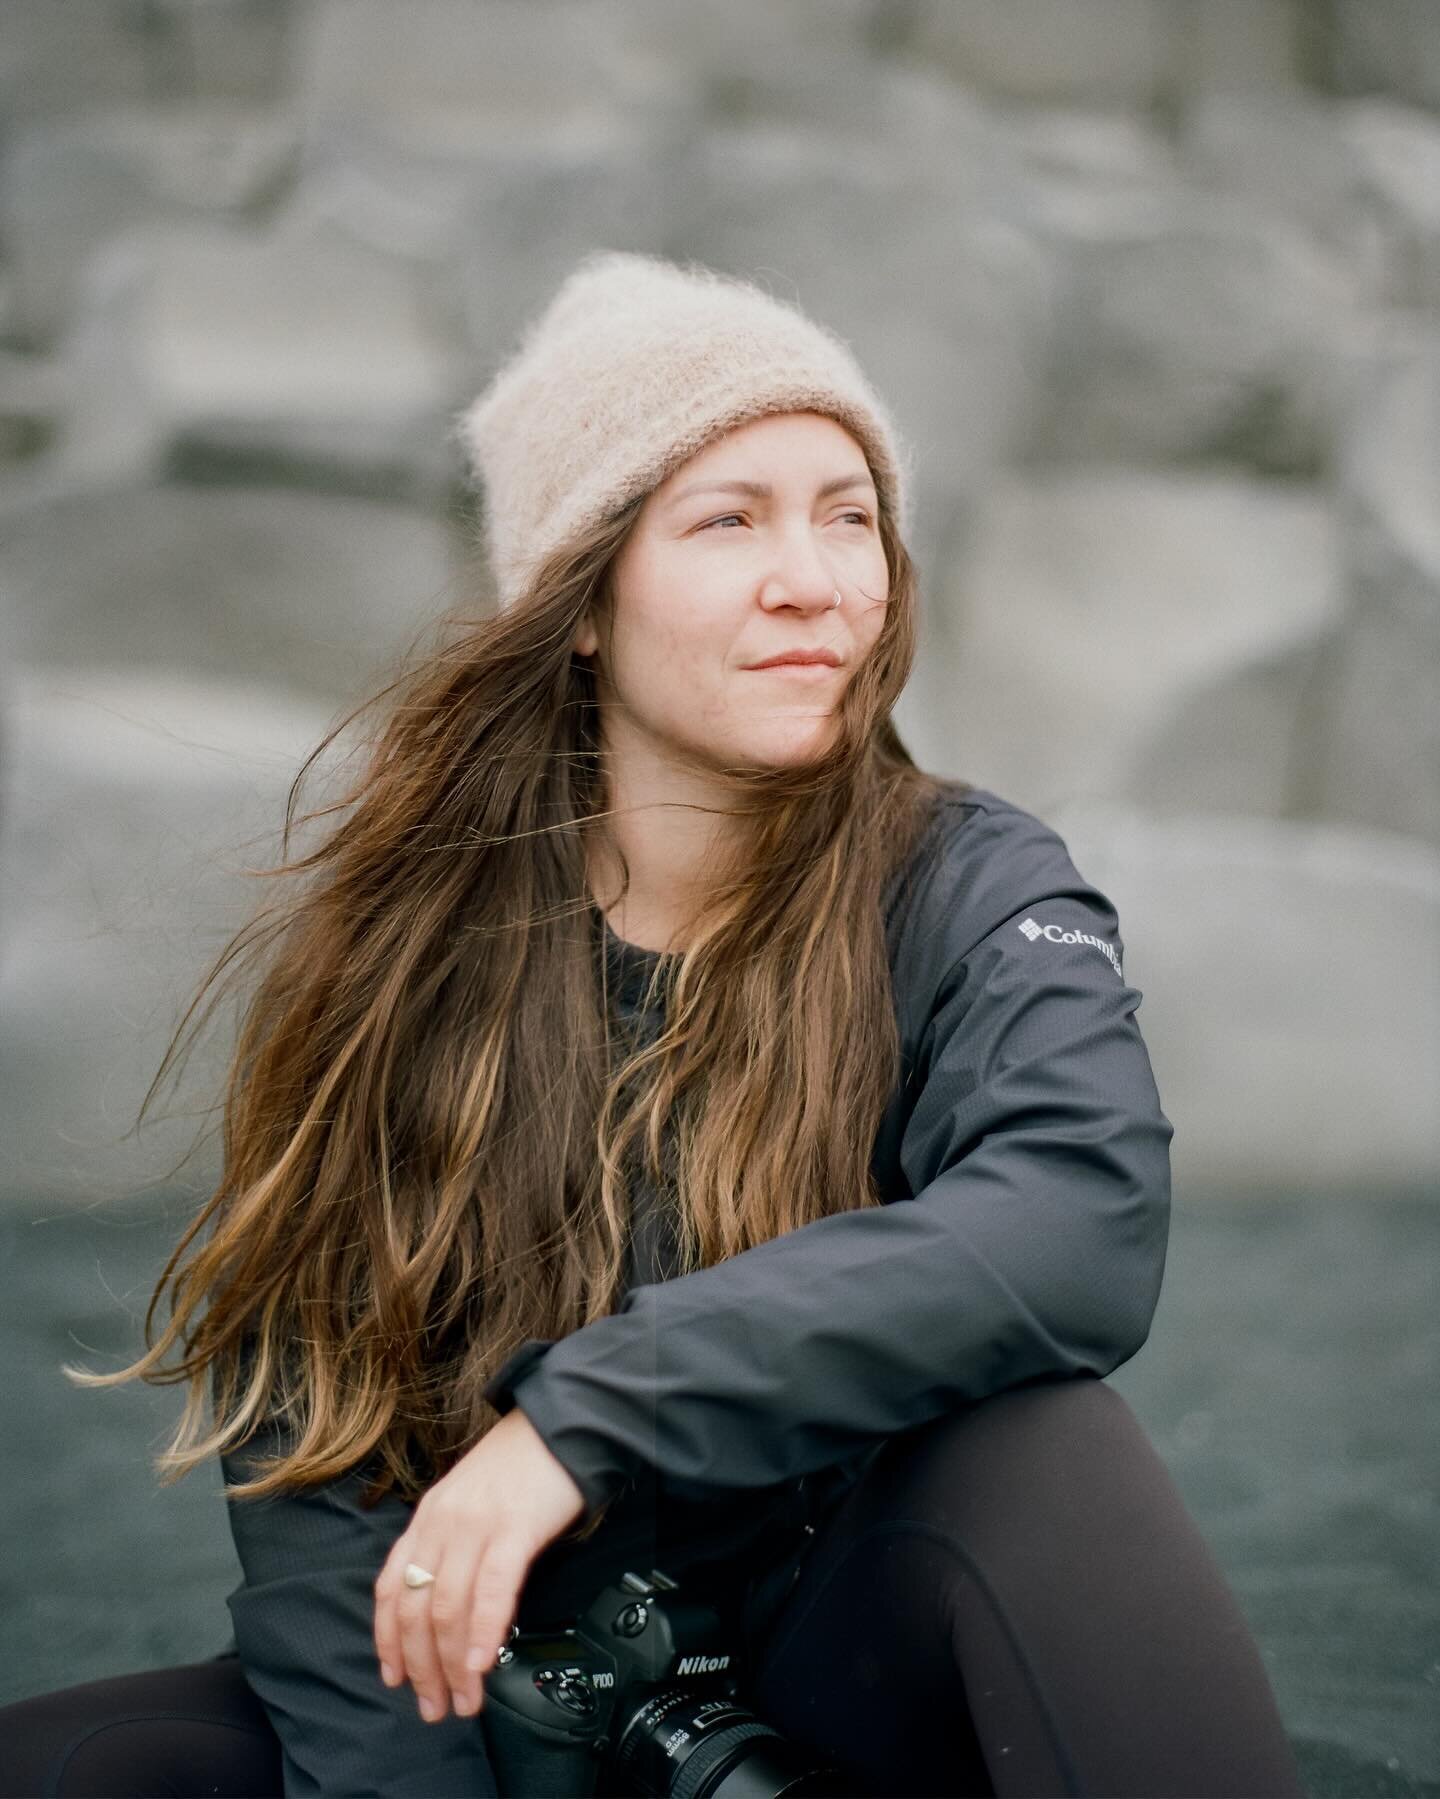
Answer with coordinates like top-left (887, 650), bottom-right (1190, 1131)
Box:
top-left (608, 1687), bottom-right (854, 1798)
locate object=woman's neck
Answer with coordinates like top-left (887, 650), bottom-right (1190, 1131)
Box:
top-left (587, 756), bottom-right (740, 956)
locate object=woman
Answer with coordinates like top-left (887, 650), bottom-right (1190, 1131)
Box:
top-left (0, 251), bottom-right (1305, 1798)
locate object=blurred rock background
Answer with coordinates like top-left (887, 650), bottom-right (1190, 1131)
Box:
top-left (0, 3), bottom-right (1435, 1794)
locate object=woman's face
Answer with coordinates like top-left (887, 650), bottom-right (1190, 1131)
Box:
top-left (575, 411), bottom-right (890, 774)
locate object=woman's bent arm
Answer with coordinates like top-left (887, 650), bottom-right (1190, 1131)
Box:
top-left (487, 805), bottom-right (1175, 1511)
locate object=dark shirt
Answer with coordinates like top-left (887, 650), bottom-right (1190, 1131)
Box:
top-left (218, 781), bottom-right (1174, 1796)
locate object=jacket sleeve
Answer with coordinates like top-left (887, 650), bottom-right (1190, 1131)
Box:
top-left (488, 807), bottom-right (1175, 1515)
top-left (219, 1414), bottom-right (500, 1799)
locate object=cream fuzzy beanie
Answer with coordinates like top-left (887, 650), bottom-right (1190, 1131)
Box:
top-left (454, 249), bottom-right (915, 611)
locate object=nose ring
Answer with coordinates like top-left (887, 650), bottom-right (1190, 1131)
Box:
top-left (831, 589), bottom-right (842, 609)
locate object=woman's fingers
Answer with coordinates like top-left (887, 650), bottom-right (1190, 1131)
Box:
top-left (428, 1539), bottom-right (488, 1715)
top-left (372, 1546), bottom-right (414, 1695)
top-left (374, 1538), bottom-right (451, 1719)
top-left (394, 1550), bottom-right (453, 1722)
top-left (375, 1533), bottom-right (530, 1722)
top-left (369, 1414), bottom-right (584, 1721)
top-left (454, 1537), bottom-right (530, 1712)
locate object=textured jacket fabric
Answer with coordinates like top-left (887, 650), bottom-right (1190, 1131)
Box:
top-left (218, 780), bottom-right (1173, 1796)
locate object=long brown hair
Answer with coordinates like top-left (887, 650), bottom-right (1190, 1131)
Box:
top-left (65, 465), bottom-right (949, 1545)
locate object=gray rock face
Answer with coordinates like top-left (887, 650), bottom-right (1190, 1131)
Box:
top-left (98, 213), bottom-right (467, 499)
top-left (0, 481), bottom-right (468, 1203)
top-left (0, 484), bottom-right (467, 695)
top-left (0, 667), bottom-right (342, 1203)
top-left (1051, 801), bottom-right (1440, 1193)
top-left (0, 3), bottom-right (159, 123)
top-left (451, 139), bottom-right (671, 377)
top-left (1330, 0), bottom-right (1440, 112)
top-left (297, 0), bottom-right (694, 151)
top-left (1025, 198), bottom-right (1365, 472)
top-left (927, 466), bottom-right (1345, 816)
top-left (0, 0), bottom-right (1432, 1218)
top-left (1315, 331), bottom-right (1440, 848)
top-left (0, 2), bottom-right (295, 125)
top-left (910, 0), bottom-right (1186, 109)
top-left (1183, 94), bottom-right (1440, 314)
top-left (1341, 102), bottom-right (1440, 311)
top-left (1, 106), bottom-right (299, 347)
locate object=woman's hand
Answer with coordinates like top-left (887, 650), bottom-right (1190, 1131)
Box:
top-left (373, 1406), bottom-right (587, 1723)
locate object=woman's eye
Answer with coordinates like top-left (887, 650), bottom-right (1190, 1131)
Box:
top-left (700, 510), bottom-right (871, 531)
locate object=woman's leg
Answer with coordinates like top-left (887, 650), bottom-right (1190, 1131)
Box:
top-left (0, 1653), bottom-right (282, 1799)
top-left (743, 1375), bottom-right (1306, 1799)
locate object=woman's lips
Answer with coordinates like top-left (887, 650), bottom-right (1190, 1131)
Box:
top-left (747, 660), bottom-right (839, 675)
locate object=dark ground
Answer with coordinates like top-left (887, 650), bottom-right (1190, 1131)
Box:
top-left (2, 1188), bottom-right (1436, 1798)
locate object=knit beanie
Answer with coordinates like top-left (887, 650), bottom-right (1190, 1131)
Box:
top-left (454, 249), bottom-right (915, 611)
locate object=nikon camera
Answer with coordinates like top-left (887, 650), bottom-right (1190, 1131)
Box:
top-left (479, 1566), bottom-right (858, 1797)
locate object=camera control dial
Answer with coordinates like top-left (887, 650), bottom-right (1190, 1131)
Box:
top-left (534, 1665), bottom-right (597, 1717)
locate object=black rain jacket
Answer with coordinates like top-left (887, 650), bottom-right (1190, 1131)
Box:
top-left (218, 780), bottom-right (1174, 1797)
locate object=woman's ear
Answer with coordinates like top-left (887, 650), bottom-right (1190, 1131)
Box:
top-left (573, 612), bottom-right (600, 659)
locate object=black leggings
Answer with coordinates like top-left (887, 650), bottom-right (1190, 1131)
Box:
top-left (0, 1377), bottom-right (1306, 1798)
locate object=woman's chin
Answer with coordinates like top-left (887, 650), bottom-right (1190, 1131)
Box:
top-left (728, 718), bottom-right (838, 770)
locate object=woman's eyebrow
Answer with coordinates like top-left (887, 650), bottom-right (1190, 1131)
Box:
top-left (665, 472), bottom-right (875, 508)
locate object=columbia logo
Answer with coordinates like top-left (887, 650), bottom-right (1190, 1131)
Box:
top-left (1016, 917), bottom-right (1123, 980)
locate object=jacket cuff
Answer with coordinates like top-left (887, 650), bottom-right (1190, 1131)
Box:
top-left (481, 1338), bottom-right (556, 1415)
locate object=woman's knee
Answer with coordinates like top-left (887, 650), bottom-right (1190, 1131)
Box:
top-left (853, 1375), bottom-right (1263, 1701)
top-left (758, 1381), bottom-right (1304, 1799)
top-left (766, 1378), bottom-right (1220, 1672)
top-left (859, 1374), bottom-right (1160, 1538)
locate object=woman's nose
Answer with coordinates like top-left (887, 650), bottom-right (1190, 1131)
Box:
top-left (759, 529), bottom-right (836, 609)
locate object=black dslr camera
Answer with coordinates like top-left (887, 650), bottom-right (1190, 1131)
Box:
top-left (479, 1565), bottom-right (858, 1797)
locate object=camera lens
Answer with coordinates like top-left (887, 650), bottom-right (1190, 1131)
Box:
top-left (608, 1687), bottom-right (855, 1798)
